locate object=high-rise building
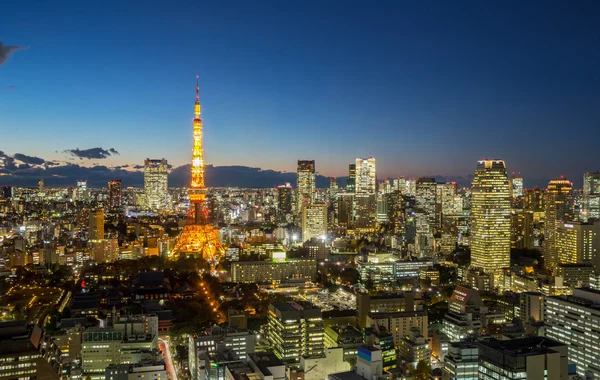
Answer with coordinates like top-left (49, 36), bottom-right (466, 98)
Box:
top-left (266, 301), bottom-right (324, 361)
top-left (337, 193), bottom-right (355, 229)
top-left (329, 177), bottom-right (339, 202)
top-left (276, 183), bottom-right (293, 223)
top-left (347, 164), bottom-right (356, 193)
top-left (108, 179), bottom-right (122, 209)
top-left (302, 203), bottom-right (327, 243)
top-left (89, 208), bottom-right (104, 241)
top-left (510, 210), bottom-right (534, 249)
top-left (171, 78), bottom-right (224, 264)
top-left (555, 220), bottom-right (600, 266)
top-left (477, 337), bottom-right (568, 380)
top-left (442, 342), bottom-right (479, 380)
top-left (544, 288), bottom-right (600, 378)
top-left (415, 177), bottom-right (437, 256)
top-left (144, 158), bottom-right (168, 211)
top-left (470, 160), bottom-right (511, 275)
top-left (355, 157), bottom-right (376, 195)
top-left (544, 178), bottom-right (573, 270)
top-left (76, 179), bottom-right (89, 201)
top-left (355, 157), bottom-right (377, 229)
top-left (436, 182), bottom-right (458, 222)
top-left (297, 160), bottom-right (315, 213)
top-left (582, 172), bottom-right (600, 221)
top-left (510, 176), bottom-right (524, 198)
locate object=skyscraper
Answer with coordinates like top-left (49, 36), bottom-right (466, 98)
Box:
top-left (337, 193), bottom-right (355, 230)
top-left (276, 183), bottom-right (293, 223)
top-left (171, 78), bottom-right (224, 264)
top-left (544, 178), bottom-right (573, 270)
top-left (582, 172), bottom-right (600, 221)
top-left (355, 157), bottom-right (377, 229)
top-left (510, 176), bottom-right (524, 198)
top-left (89, 208), bottom-right (104, 241)
top-left (415, 178), bottom-right (437, 256)
top-left (297, 160), bottom-right (315, 212)
top-left (108, 180), bottom-right (122, 209)
top-left (470, 160), bottom-right (511, 275)
top-left (144, 158), bottom-right (168, 211)
top-left (76, 180), bottom-right (89, 201)
top-left (347, 164), bottom-right (356, 193)
top-left (329, 177), bottom-right (339, 202)
top-left (355, 157), bottom-right (376, 194)
top-left (302, 203), bottom-right (327, 243)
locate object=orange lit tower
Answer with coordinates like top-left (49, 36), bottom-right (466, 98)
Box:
top-left (171, 77), bottom-right (224, 265)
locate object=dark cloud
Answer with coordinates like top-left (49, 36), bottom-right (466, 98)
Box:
top-left (13, 153), bottom-right (45, 165)
top-left (7, 85), bottom-right (16, 89)
top-left (133, 165), bottom-right (144, 169)
top-left (0, 43), bottom-right (26, 65)
top-left (64, 147), bottom-right (120, 160)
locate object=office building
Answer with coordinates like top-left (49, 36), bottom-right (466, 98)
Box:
top-left (108, 179), bottom-right (122, 209)
top-left (397, 327), bottom-right (431, 368)
top-left (188, 326), bottom-right (255, 380)
top-left (337, 193), bottom-right (355, 229)
top-left (415, 177), bottom-right (437, 256)
top-left (545, 287), bottom-right (600, 378)
top-left (231, 258), bottom-right (316, 283)
top-left (366, 310), bottom-right (428, 345)
top-left (510, 210), bottom-right (534, 249)
top-left (324, 325), bottom-right (363, 362)
top-left (297, 160), bottom-right (316, 212)
top-left (266, 301), bottom-right (324, 361)
top-left (510, 176), bottom-right (524, 198)
top-left (470, 160), bottom-right (511, 275)
top-left (347, 164), bottom-right (356, 193)
top-left (555, 220), bottom-right (600, 267)
top-left (355, 157), bottom-right (376, 195)
top-left (144, 158), bottom-right (168, 211)
top-left (89, 208), bottom-right (104, 241)
top-left (330, 177), bottom-right (339, 201)
top-left (544, 178), bottom-right (573, 270)
top-left (478, 337), bottom-right (568, 380)
top-left (583, 172), bottom-right (600, 221)
top-left (277, 183), bottom-right (294, 223)
top-left (354, 157), bottom-right (377, 229)
top-left (302, 203), bottom-right (327, 243)
top-left (357, 293), bottom-right (416, 329)
top-left (105, 361), bottom-right (167, 380)
top-left (519, 292), bottom-right (544, 324)
top-left (0, 322), bottom-right (56, 380)
top-left (442, 342), bottom-right (479, 380)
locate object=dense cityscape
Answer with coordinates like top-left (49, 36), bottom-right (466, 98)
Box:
top-left (3, 2), bottom-right (600, 380)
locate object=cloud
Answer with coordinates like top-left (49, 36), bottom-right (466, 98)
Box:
top-left (13, 153), bottom-right (45, 165)
top-left (64, 147), bottom-right (120, 160)
top-left (0, 43), bottom-right (26, 65)
top-left (7, 85), bottom-right (16, 89)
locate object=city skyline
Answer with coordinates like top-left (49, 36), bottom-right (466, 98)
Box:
top-left (2, 1), bottom-right (600, 183)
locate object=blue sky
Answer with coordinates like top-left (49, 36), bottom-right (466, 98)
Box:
top-left (1, 0), bottom-right (599, 182)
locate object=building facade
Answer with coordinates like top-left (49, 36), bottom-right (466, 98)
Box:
top-left (144, 158), bottom-right (168, 211)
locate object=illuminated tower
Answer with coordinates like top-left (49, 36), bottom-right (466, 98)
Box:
top-left (171, 78), bottom-right (224, 264)
top-left (544, 178), bottom-right (573, 270)
top-left (470, 159), bottom-right (511, 275)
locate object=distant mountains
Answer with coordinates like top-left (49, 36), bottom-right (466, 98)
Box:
top-left (0, 150), bottom-right (556, 188)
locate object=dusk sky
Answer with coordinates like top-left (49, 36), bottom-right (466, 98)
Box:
top-left (2, 0), bottom-right (600, 182)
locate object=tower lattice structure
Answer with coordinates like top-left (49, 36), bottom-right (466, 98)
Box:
top-left (171, 77), bottom-right (224, 264)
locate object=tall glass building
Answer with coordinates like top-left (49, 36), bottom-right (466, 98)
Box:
top-left (470, 160), bottom-right (511, 275)
top-left (296, 160), bottom-right (315, 213)
top-left (144, 158), bottom-right (168, 211)
top-left (544, 178), bottom-right (573, 270)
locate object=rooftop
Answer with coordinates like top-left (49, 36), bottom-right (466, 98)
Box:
top-left (479, 337), bottom-right (565, 357)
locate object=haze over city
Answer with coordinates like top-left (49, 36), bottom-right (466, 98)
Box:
top-left (2, 0), bottom-right (600, 187)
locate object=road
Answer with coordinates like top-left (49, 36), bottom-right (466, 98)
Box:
top-left (159, 337), bottom-right (178, 380)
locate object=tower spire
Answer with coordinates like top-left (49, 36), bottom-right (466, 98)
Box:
top-left (196, 75), bottom-right (199, 100)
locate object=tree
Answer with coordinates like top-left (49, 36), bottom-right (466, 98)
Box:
top-left (411, 359), bottom-right (432, 380)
